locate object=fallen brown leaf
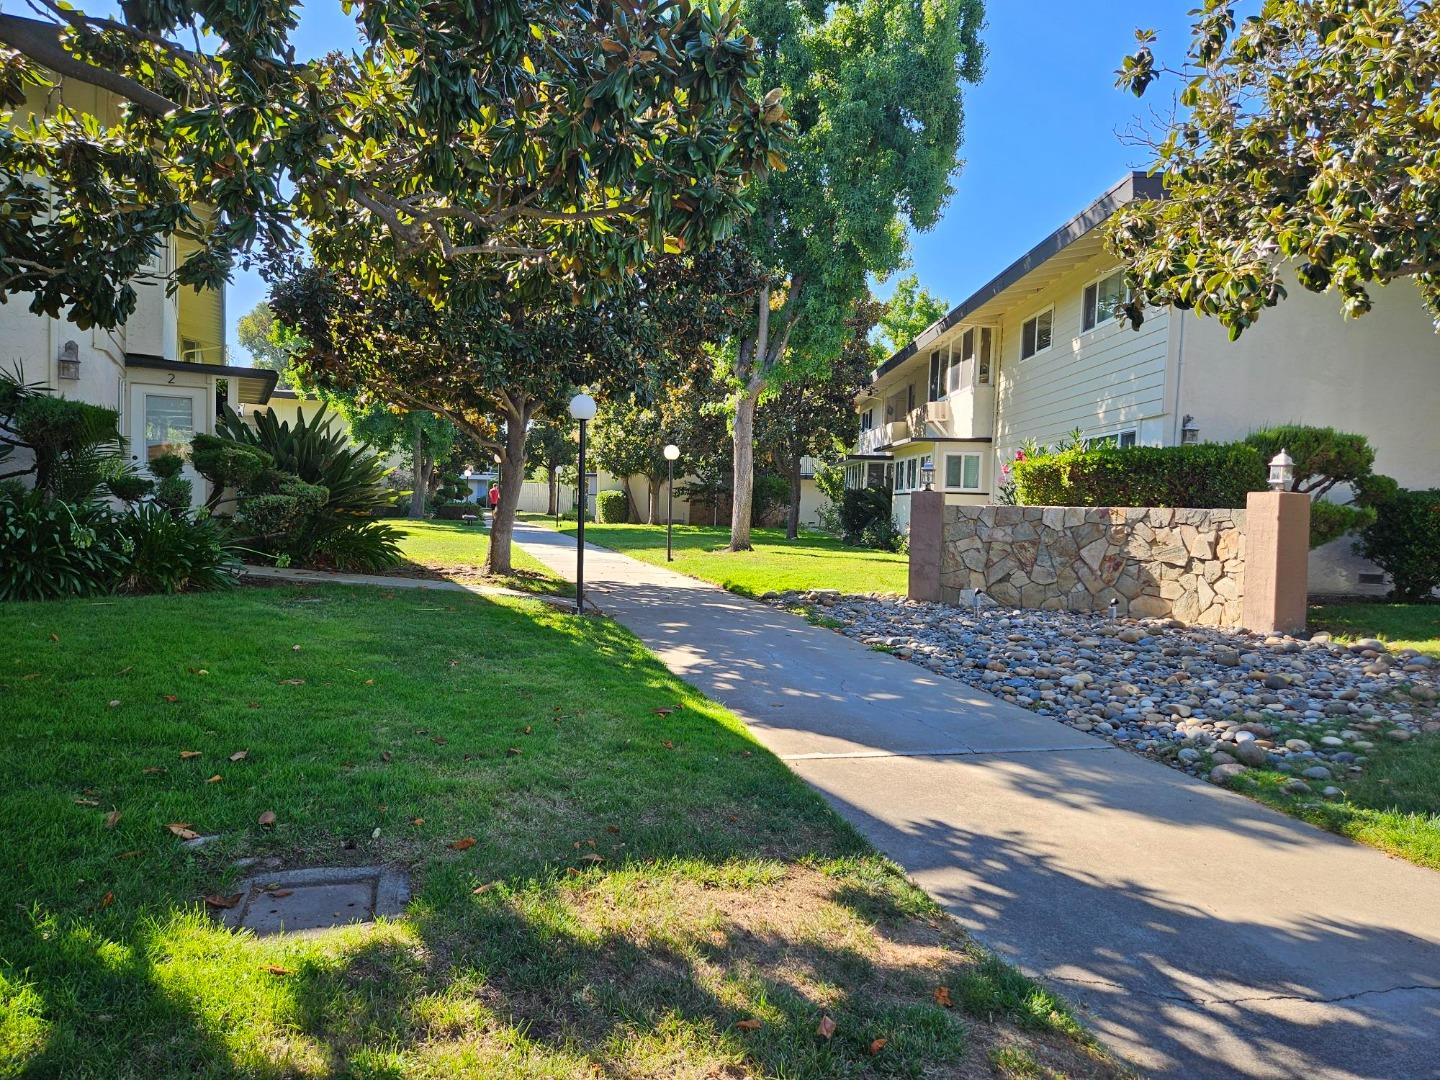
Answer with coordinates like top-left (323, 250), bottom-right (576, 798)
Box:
top-left (107, 700), bottom-right (121, 708)
top-left (363, 678), bottom-right (375, 686)
top-left (934, 986), bottom-right (953, 1009)
top-left (279, 678), bottom-right (304, 686)
top-left (74, 797), bottom-right (100, 807)
top-left (206, 775), bottom-right (223, 784)
top-left (735, 1018), bottom-right (762, 1032)
top-left (267, 888), bottom-right (293, 899)
top-left (654, 707), bottom-right (675, 716)
top-left (229, 750), bottom-right (248, 762)
top-left (104, 810), bottom-right (121, 829)
top-left (257, 810), bottom-right (277, 827)
top-left (179, 750), bottom-right (201, 760)
top-left (166, 823), bottom-right (200, 840)
top-left (661, 740), bottom-right (675, 750)
top-left (506, 747), bottom-right (522, 757)
top-left (579, 853), bottom-right (604, 864)
top-left (432, 736), bottom-right (447, 746)
top-left (117, 850), bottom-right (142, 859)
top-left (868, 1037), bottom-right (887, 1056)
top-left (142, 766), bottom-right (166, 775)
top-left (816, 1015), bottom-right (836, 1040)
top-left (48, 632), bottom-right (59, 642)
top-left (471, 882), bottom-right (496, 895)
top-left (411, 817), bottom-right (425, 826)
top-left (605, 824), bottom-right (621, 834)
top-left (381, 750), bottom-right (393, 763)
top-left (191, 668), bottom-right (209, 676)
top-left (204, 893), bottom-right (242, 909)
top-left (448, 837), bottom-right (476, 851)
top-left (98, 891), bottom-right (114, 909)
top-left (161, 694), bottom-right (179, 704)
top-left (264, 964), bottom-right (293, 976)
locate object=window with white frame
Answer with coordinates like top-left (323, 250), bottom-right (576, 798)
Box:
top-left (1082, 270), bottom-right (1130, 332)
top-left (859, 407), bottom-right (874, 432)
top-left (944, 452), bottom-right (983, 491)
top-left (977, 327), bottom-right (992, 384)
top-left (1084, 430), bottom-right (1138, 450)
top-left (928, 349), bottom-right (950, 401)
top-left (1020, 308), bottom-right (1053, 359)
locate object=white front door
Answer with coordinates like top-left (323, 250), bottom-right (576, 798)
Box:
top-left (128, 383), bottom-right (208, 508)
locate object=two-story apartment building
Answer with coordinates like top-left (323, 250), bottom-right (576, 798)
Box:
top-left (847, 172), bottom-right (1440, 593)
top-left (3, 58), bottom-right (278, 506)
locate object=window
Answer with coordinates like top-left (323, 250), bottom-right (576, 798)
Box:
top-left (978, 327), bottom-right (992, 384)
top-left (143, 394), bottom-right (194, 463)
top-left (1084, 430), bottom-right (1138, 450)
top-left (859, 408), bottom-right (874, 432)
top-left (928, 349), bottom-right (948, 401)
top-left (906, 383), bottom-right (916, 413)
top-left (1082, 270), bottom-right (1130, 332)
top-left (908, 458), bottom-right (918, 489)
top-left (1020, 308), bottom-right (1053, 359)
top-left (944, 452), bottom-right (983, 491)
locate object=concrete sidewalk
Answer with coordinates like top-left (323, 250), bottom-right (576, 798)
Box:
top-left (513, 522), bottom-right (1440, 1080)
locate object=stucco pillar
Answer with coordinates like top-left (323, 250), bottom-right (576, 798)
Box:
top-left (908, 489), bottom-right (945, 603)
top-left (1241, 491), bottom-right (1311, 635)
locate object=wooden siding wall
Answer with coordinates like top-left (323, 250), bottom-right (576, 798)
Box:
top-left (993, 255), bottom-right (1170, 459)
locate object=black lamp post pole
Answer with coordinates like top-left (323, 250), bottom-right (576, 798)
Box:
top-left (666, 457), bottom-right (674, 562)
top-left (576, 418), bottom-right (587, 615)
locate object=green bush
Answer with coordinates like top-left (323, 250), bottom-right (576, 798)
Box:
top-left (104, 472), bottom-right (153, 504)
top-left (114, 503), bottom-right (238, 593)
top-left (1013, 443), bottom-right (1266, 508)
top-left (194, 404), bottom-right (398, 570)
top-left (432, 501), bottom-right (478, 521)
top-left (839, 485), bottom-right (893, 545)
top-left (860, 515), bottom-right (904, 552)
top-left (0, 489), bottom-right (121, 600)
top-left (1243, 425), bottom-right (1375, 497)
top-left (0, 488), bottom-right (235, 601)
top-left (1310, 501), bottom-right (1377, 549)
top-left (0, 373), bottom-right (124, 500)
top-left (1357, 488), bottom-right (1440, 601)
top-left (596, 489), bottom-right (628, 523)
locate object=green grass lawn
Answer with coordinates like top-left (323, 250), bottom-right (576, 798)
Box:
top-left (391, 518), bottom-right (571, 596)
top-left (0, 587), bottom-right (1115, 1079)
top-left (521, 517), bottom-right (908, 598)
top-left (1309, 601), bottom-right (1440, 658)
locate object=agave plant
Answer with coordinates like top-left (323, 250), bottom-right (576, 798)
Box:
top-left (214, 404), bottom-right (392, 517)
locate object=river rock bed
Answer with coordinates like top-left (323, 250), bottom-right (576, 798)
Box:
top-left (766, 590), bottom-right (1439, 794)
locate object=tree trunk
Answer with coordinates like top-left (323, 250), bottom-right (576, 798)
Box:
top-left (647, 477), bottom-right (660, 525)
top-left (729, 382), bottom-right (759, 550)
top-left (547, 465), bottom-right (558, 515)
top-left (409, 425), bottom-right (426, 518)
top-left (786, 453), bottom-right (803, 540)
top-left (486, 399), bottom-right (531, 575)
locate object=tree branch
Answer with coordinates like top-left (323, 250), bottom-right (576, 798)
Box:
top-left (0, 14), bottom-right (178, 117)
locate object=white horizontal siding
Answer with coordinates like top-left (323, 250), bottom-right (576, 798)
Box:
top-left (995, 257), bottom-right (1170, 455)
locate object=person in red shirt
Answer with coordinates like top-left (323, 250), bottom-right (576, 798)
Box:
top-left (487, 483), bottom-right (501, 520)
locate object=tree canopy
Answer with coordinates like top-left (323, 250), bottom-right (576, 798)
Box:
top-left (0, 0), bottom-right (787, 329)
top-left (235, 302), bottom-right (294, 386)
top-left (872, 273), bottom-right (948, 360)
top-left (720, 0), bottom-right (984, 548)
top-left (1112, 0), bottom-right (1440, 338)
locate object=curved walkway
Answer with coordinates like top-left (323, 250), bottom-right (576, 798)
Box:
top-left (512, 522), bottom-right (1440, 1080)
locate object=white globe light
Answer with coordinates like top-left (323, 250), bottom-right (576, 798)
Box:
top-left (568, 392), bottom-right (597, 421)
top-left (664, 443), bottom-right (680, 461)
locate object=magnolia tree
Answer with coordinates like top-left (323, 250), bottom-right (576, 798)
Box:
top-left (1112, 0), bottom-right (1440, 337)
top-left (270, 245), bottom-right (761, 572)
top-left (0, 0), bottom-right (786, 328)
top-left (720, 0), bottom-right (984, 550)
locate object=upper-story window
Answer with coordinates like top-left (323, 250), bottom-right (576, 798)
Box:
top-left (859, 407), bottom-right (874, 432)
top-left (1020, 308), bottom-right (1053, 360)
top-left (1083, 270), bottom-right (1130, 332)
top-left (928, 348), bottom-right (950, 402)
top-left (977, 327), bottom-right (992, 384)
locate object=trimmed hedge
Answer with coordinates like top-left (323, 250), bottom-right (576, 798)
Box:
top-left (1012, 443), bottom-right (1266, 509)
top-left (1357, 488), bottom-right (1440, 601)
top-left (596, 489), bottom-right (628, 523)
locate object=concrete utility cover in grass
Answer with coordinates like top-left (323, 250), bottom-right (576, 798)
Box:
top-left (219, 866), bottom-right (409, 936)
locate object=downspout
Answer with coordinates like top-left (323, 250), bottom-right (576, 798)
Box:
top-left (1169, 308), bottom-right (1186, 445)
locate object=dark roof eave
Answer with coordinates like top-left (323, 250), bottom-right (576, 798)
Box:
top-left (125, 354), bottom-right (279, 404)
top-left (871, 171), bottom-right (1164, 382)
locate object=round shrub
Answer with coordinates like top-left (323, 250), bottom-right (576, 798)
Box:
top-left (596, 489), bottom-right (629, 523)
top-left (114, 503), bottom-right (238, 593)
top-left (1357, 488), bottom-right (1440, 601)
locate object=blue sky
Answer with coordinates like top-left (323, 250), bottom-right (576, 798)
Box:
top-left (224, 2), bottom-right (1198, 359)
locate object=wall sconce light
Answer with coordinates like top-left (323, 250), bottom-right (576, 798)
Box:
top-left (1267, 449), bottom-right (1295, 491)
top-left (1180, 414), bottom-right (1199, 445)
top-left (57, 340), bottom-right (81, 381)
top-left (920, 463), bottom-right (935, 491)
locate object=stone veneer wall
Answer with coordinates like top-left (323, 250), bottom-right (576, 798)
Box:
top-left (939, 505), bottom-right (1247, 627)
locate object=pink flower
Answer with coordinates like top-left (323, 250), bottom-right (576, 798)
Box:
top-left (1014, 450), bottom-right (1026, 462)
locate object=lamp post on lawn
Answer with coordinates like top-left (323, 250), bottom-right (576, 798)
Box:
top-left (663, 443), bottom-right (680, 561)
top-left (569, 393), bottom-right (597, 615)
